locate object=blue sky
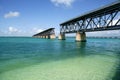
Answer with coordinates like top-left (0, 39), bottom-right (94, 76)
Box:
top-left (0, 0), bottom-right (119, 36)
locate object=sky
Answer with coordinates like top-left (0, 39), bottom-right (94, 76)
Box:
top-left (0, 0), bottom-right (120, 37)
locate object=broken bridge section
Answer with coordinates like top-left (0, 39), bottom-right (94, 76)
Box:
top-left (59, 1), bottom-right (120, 41)
top-left (33, 28), bottom-right (56, 39)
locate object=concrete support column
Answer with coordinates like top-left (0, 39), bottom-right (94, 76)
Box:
top-left (40, 36), bottom-right (42, 38)
top-left (76, 32), bottom-right (86, 42)
top-left (43, 36), bottom-right (45, 38)
top-left (46, 36), bottom-right (48, 39)
top-left (58, 33), bottom-right (65, 40)
top-left (50, 34), bottom-right (56, 39)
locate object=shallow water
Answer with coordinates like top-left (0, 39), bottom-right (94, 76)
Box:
top-left (0, 37), bottom-right (120, 80)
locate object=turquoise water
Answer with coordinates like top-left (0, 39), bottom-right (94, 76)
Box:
top-left (0, 37), bottom-right (120, 80)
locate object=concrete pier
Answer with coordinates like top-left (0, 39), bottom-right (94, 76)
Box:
top-left (58, 33), bottom-right (65, 40)
top-left (76, 32), bottom-right (86, 42)
top-left (50, 34), bottom-right (56, 39)
top-left (45, 36), bottom-right (48, 39)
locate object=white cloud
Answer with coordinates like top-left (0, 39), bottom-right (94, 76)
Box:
top-left (4, 11), bottom-right (20, 18)
top-left (0, 27), bottom-right (44, 36)
top-left (51, 0), bottom-right (75, 7)
top-left (8, 27), bottom-right (21, 33)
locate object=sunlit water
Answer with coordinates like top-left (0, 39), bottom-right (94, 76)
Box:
top-left (0, 37), bottom-right (120, 80)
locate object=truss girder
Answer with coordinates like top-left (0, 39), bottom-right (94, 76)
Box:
top-left (60, 1), bottom-right (120, 33)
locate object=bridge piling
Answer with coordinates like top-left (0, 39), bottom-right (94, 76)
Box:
top-left (50, 34), bottom-right (56, 39)
top-left (46, 35), bottom-right (48, 39)
top-left (58, 33), bottom-right (65, 40)
top-left (76, 32), bottom-right (86, 42)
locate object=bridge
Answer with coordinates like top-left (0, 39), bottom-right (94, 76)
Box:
top-left (33, 28), bottom-right (56, 39)
top-left (58, 1), bottom-right (120, 41)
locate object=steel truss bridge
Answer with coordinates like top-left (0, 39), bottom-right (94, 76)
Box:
top-left (60, 1), bottom-right (120, 34)
top-left (33, 28), bottom-right (55, 39)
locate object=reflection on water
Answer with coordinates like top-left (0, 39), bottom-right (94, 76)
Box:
top-left (0, 37), bottom-right (120, 80)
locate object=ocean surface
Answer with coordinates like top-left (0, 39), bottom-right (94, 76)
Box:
top-left (0, 37), bottom-right (120, 80)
